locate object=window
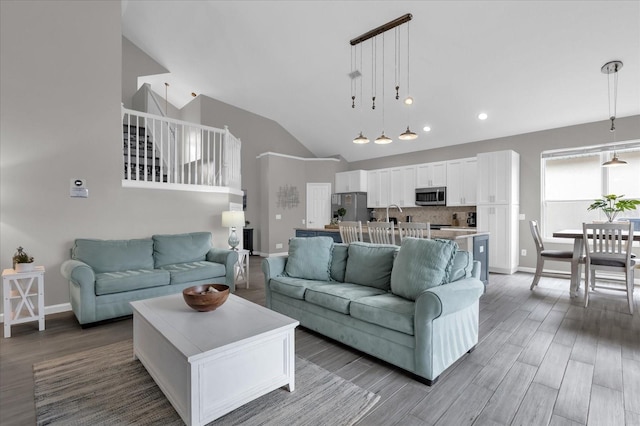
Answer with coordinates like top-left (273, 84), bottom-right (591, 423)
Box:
top-left (541, 141), bottom-right (640, 239)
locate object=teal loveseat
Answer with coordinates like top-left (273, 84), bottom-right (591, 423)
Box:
top-left (262, 237), bottom-right (484, 385)
top-left (61, 232), bottom-right (238, 325)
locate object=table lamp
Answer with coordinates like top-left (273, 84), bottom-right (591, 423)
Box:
top-left (221, 211), bottom-right (245, 250)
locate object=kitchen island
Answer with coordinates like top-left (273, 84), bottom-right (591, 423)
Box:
top-left (294, 226), bottom-right (490, 286)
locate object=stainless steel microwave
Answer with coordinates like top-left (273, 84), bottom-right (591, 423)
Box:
top-left (415, 187), bottom-right (446, 206)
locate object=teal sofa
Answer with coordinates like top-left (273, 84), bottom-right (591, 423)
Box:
top-left (61, 232), bottom-right (238, 325)
top-left (262, 237), bottom-right (484, 385)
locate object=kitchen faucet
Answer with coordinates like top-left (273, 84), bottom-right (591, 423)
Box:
top-left (386, 204), bottom-right (403, 223)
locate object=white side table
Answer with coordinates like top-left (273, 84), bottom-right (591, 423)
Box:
top-left (235, 249), bottom-right (250, 288)
top-left (2, 266), bottom-right (45, 338)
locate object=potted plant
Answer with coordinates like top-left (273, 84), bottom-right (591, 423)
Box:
top-left (587, 194), bottom-right (640, 222)
top-left (12, 246), bottom-right (35, 272)
top-left (336, 207), bottom-right (347, 222)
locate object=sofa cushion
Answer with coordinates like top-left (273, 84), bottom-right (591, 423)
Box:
top-left (73, 239), bottom-right (154, 273)
top-left (350, 294), bottom-right (415, 336)
top-left (344, 242), bottom-right (398, 290)
top-left (304, 283), bottom-right (387, 314)
top-left (95, 269), bottom-right (170, 295)
top-left (159, 261), bottom-right (226, 285)
top-left (285, 237), bottom-right (333, 281)
top-left (330, 243), bottom-right (349, 282)
top-left (270, 276), bottom-right (331, 300)
top-left (390, 238), bottom-right (458, 301)
top-left (449, 250), bottom-right (474, 282)
top-left (152, 232), bottom-right (212, 268)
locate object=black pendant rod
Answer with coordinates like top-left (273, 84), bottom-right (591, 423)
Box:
top-left (349, 13), bottom-right (412, 46)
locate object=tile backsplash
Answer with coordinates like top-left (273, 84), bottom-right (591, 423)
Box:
top-left (372, 206), bottom-right (477, 226)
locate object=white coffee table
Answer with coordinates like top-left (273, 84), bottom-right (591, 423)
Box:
top-left (130, 293), bottom-right (299, 426)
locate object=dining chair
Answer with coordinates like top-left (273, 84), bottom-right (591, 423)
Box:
top-left (367, 221), bottom-right (396, 245)
top-left (398, 222), bottom-right (431, 242)
top-left (583, 221), bottom-right (637, 314)
top-left (529, 220), bottom-right (581, 291)
top-left (338, 221), bottom-right (363, 244)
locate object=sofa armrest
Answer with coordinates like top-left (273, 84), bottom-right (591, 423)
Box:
top-left (261, 256), bottom-right (288, 308)
top-left (61, 259), bottom-right (96, 287)
top-left (261, 256), bottom-right (288, 281)
top-left (415, 277), bottom-right (484, 323)
top-left (61, 259), bottom-right (97, 324)
top-left (206, 248), bottom-right (238, 291)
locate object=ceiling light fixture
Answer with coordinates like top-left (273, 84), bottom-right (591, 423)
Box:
top-left (349, 13), bottom-right (413, 145)
top-left (478, 112), bottom-right (488, 120)
top-left (399, 22), bottom-right (418, 141)
top-left (375, 33), bottom-right (391, 144)
top-left (601, 60), bottom-right (627, 167)
top-left (352, 42), bottom-right (369, 144)
top-left (423, 126), bottom-right (431, 132)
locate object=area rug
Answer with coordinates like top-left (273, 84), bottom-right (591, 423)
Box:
top-left (33, 339), bottom-right (379, 425)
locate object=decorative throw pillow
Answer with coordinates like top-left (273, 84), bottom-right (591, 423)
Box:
top-left (390, 238), bottom-right (458, 300)
top-left (330, 243), bottom-right (349, 282)
top-left (343, 242), bottom-right (398, 290)
top-left (285, 237), bottom-right (334, 281)
top-left (449, 250), bottom-right (474, 282)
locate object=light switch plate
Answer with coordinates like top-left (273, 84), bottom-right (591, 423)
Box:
top-left (276, 214), bottom-right (282, 220)
top-left (70, 178), bottom-right (88, 198)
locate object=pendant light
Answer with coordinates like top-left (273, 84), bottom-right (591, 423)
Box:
top-left (375, 33), bottom-right (392, 144)
top-left (399, 22), bottom-right (418, 141)
top-left (349, 14), bottom-right (413, 147)
top-left (353, 43), bottom-right (369, 144)
top-left (601, 60), bottom-right (627, 167)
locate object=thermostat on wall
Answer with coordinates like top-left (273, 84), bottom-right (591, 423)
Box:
top-left (70, 178), bottom-right (88, 198)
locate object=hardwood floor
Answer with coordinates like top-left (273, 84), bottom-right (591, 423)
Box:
top-left (1, 257), bottom-right (638, 425)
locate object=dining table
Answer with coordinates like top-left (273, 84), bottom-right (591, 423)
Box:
top-left (552, 228), bottom-right (640, 297)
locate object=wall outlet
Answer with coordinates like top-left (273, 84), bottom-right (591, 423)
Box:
top-left (276, 214), bottom-right (282, 220)
top-left (519, 213), bottom-right (526, 220)
top-left (521, 249), bottom-right (527, 256)
top-left (275, 243), bottom-right (283, 249)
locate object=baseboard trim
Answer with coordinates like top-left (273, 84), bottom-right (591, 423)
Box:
top-left (264, 252), bottom-right (288, 258)
top-left (0, 302), bottom-right (71, 324)
top-left (517, 266), bottom-right (640, 285)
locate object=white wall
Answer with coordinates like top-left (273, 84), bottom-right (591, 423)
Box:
top-left (0, 1), bottom-right (234, 312)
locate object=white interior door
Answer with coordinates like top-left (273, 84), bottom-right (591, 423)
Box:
top-left (306, 183), bottom-right (331, 229)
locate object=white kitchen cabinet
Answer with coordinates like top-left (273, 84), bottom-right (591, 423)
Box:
top-left (446, 157), bottom-right (477, 206)
top-left (477, 150), bottom-right (520, 205)
top-left (367, 170), bottom-right (380, 208)
top-left (367, 169), bottom-right (390, 208)
top-left (335, 170), bottom-right (367, 193)
top-left (477, 204), bottom-right (519, 274)
top-left (379, 169), bottom-right (391, 208)
top-left (415, 161), bottom-right (447, 188)
top-left (390, 165), bottom-right (417, 207)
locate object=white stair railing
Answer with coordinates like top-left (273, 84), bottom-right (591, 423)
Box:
top-left (122, 107), bottom-right (241, 190)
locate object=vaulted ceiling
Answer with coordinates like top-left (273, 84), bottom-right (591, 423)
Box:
top-left (121, 1), bottom-right (640, 162)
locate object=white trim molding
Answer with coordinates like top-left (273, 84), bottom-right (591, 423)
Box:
top-left (256, 152), bottom-right (341, 162)
top-left (0, 303), bottom-right (71, 324)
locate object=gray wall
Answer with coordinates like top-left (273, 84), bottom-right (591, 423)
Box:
top-left (258, 154), bottom-right (348, 255)
top-left (196, 95), bottom-right (316, 252)
top-left (0, 1), bottom-right (235, 313)
top-left (351, 115), bottom-right (640, 270)
top-left (122, 36), bottom-right (168, 109)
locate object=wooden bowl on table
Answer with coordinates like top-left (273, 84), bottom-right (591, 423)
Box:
top-left (182, 284), bottom-right (230, 312)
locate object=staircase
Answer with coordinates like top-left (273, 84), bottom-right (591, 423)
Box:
top-left (123, 124), bottom-right (168, 182)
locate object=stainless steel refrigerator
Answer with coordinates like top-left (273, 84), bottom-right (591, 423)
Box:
top-left (331, 192), bottom-right (371, 222)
